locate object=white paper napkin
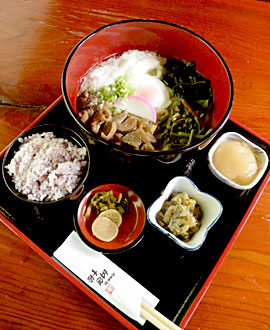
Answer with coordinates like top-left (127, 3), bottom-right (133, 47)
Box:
top-left (53, 231), bottom-right (159, 325)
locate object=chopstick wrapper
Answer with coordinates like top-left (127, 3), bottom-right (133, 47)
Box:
top-left (53, 231), bottom-right (159, 325)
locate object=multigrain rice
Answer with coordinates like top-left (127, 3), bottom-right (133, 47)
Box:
top-left (5, 132), bottom-right (87, 202)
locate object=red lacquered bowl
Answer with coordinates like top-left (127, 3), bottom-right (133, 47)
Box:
top-left (62, 20), bottom-right (233, 162)
top-left (76, 184), bottom-right (146, 253)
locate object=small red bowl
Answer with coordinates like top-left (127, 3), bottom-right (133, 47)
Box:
top-left (76, 184), bottom-right (146, 253)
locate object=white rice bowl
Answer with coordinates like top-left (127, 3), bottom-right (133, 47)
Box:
top-left (5, 131), bottom-right (88, 202)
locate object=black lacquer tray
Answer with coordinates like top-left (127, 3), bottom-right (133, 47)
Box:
top-left (1, 97), bottom-right (269, 330)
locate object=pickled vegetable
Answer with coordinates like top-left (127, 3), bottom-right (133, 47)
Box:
top-left (85, 190), bottom-right (128, 217)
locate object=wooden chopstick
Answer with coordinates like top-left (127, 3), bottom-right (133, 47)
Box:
top-left (141, 307), bottom-right (172, 330)
top-left (141, 300), bottom-right (183, 330)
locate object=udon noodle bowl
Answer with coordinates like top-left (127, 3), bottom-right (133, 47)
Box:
top-left (77, 50), bottom-right (213, 152)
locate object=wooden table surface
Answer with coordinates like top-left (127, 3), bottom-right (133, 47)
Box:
top-left (0, 1), bottom-right (270, 329)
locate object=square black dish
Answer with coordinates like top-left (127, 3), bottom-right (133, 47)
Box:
top-left (1, 97), bottom-right (269, 330)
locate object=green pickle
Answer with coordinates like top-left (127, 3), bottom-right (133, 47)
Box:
top-left (84, 190), bottom-right (128, 217)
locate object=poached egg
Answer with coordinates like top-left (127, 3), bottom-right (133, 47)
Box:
top-left (126, 73), bottom-right (171, 111)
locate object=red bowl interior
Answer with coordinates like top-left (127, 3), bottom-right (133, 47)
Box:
top-left (77, 184), bottom-right (146, 251)
top-left (63, 20), bottom-right (233, 151)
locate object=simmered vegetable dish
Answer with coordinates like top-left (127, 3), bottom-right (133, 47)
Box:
top-left (156, 192), bottom-right (202, 242)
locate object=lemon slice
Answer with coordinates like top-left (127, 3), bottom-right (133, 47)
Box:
top-left (99, 209), bottom-right (122, 227)
top-left (92, 216), bottom-right (119, 242)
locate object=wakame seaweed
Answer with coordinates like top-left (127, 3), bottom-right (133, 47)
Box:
top-left (154, 59), bottom-right (213, 149)
top-left (162, 59), bottom-right (213, 111)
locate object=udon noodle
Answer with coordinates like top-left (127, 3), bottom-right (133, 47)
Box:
top-left (77, 50), bottom-right (213, 152)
